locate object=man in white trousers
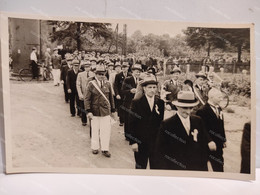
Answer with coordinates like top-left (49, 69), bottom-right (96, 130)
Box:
top-left (51, 48), bottom-right (62, 86)
top-left (84, 63), bottom-right (116, 157)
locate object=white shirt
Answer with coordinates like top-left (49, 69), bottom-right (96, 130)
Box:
top-left (177, 112), bottom-right (191, 135)
top-left (30, 51), bottom-right (37, 62)
top-left (145, 95), bottom-right (155, 111)
top-left (208, 100), bottom-right (219, 118)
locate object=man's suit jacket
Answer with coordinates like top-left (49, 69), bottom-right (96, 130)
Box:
top-left (153, 114), bottom-right (209, 171)
top-left (114, 71), bottom-right (132, 97)
top-left (84, 79), bottom-right (115, 117)
top-left (66, 69), bottom-right (80, 93)
top-left (121, 75), bottom-right (138, 108)
top-left (51, 54), bottom-right (62, 69)
top-left (76, 71), bottom-right (90, 98)
top-left (60, 64), bottom-right (71, 82)
top-left (196, 103), bottom-right (226, 150)
top-left (128, 95), bottom-right (165, 146)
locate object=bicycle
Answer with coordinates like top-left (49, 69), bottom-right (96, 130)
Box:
top-left (19, 63), bottom-right (53, 82)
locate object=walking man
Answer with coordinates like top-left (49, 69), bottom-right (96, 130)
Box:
top-left (121, 64), bottom-right (142, 141)
top-left (51, 48), bottom-right (62, 86)
top-left (196, 88), bottom-right (227, 172)
top-left (129, 75), bottom-right (164, 169)
top-left (84, 64), bottom-right (116, 157)
top-left (67, 59), bottom-right (81, 117)
top-left (153, 91), bottom-right (216, 171)
top-left (76, 60), bottom-right (91, 126)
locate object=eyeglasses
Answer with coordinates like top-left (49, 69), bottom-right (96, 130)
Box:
top-left (96, 73), bottom-right (105, 76)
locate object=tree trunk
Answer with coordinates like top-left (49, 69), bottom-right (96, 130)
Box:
top-left (76, 22), bottom-right (81, 50)
top-left (237, 45), bottom-right (242, 62)
top-left (207, 43), bottom-right (211, 57)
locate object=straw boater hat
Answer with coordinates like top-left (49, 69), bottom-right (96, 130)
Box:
top-left (115, 61), bottom-right (121, 68)
top-left (66, 55), bottom-right (74, 61)
top-left (71, 59), bottom-right (80, 66)
top-left (95, 64), bottom-right (106, 74)
top-left (172, 91), bottom-right (199, 107)
top-left (81, 60), bottom-right (91, 67)
top-left (195, 71), bottom-right (207, 79)
top-left (90, 57), bottom-right (97, 62)
top-left (108, 62), bottom-right (114, 67)
top-left (141, 75), bottom-right (158, 86)
top-left (170, 66), bottom-right (181, 74)
top-left (131, 64), bottom-right (143, 71)
top-left (122, 61), bottom-right (129, 67)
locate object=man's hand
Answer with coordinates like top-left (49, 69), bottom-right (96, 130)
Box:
top-left (208, 141), bottom-right (217, 151)
top-left (60, 80), bottom-right (64, 84)
top-left (67, 89), bottom-right (72, 93)
top-left (223, 142), bottom-right (227, 148)
top-left (79, 95), bottom-right (84, 101)
top-left (130, 88), bottom-right (137, 94)
top-left (116, 95), bottom-right (121, 100)
top-left (131, 143), bottom-right (138, 152)
top-left (87, 112), bottom-right (93, 120)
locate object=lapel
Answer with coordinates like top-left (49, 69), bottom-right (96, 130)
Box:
top-left (130, 76), bottom-right (137, 88)
top-left (205, 103), bottom-right (219, 120)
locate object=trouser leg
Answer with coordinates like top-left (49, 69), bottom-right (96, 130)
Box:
top-left (209, 150), bottom-right (224, 172)
top-left (134, 145), bottom-right (149, 169)
top-left (99, 115), bottom-right (111, 151)
top-left (69, 92), bottom-right (76, 115)
top-left (63, 83), bottom-right (69, 102)
top-left (91, 116), bottom-right (100, 150)
top-left (79, 100), bottom-right (87, 124)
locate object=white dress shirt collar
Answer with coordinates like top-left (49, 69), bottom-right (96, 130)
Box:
top-left (177, 112), bottom-right (191, 135)
top-left (145, 94), bottom-right (155, 111)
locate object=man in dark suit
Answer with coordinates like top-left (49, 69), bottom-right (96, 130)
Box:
top-left (67, 59), bottom-right (81, 117)
top-left (153, 91), bottom-right (216, 171)
top-left (121, 64), bottom-right (142, 141)
top-left (240, 122), bottom-right (251, 174)
top-left (196, 88), bottom-right (226, 172)
top-left (129, 75), bottom-right (164, 169)
top-left (60, 55), bottom-right (73, 103)
top-left (114, 62), bottom-right (131, 126)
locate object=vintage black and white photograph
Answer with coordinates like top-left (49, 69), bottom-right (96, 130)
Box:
top-left (0, 14), bottom-right (255, 179)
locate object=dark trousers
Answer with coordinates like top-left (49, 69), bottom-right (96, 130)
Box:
top-left (116, 98), bottom-right (124, 124)
top-left (78, 100), bottom-right (87, 124)
top-left (123, 106), bottom-right (130, 140)
top-left (31, 61), bottom-right (38, 79)
top-left (209, 149), bottom-right (224, 172)
top-left (69, 91), bottom-right (80, 116)
top-left (63, 82), bottom-right (69, 102)
top-left (134, 144), bottom-right (154, 169)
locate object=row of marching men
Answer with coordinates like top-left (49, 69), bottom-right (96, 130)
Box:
top-left (61, 54), bottom-right (227, 172)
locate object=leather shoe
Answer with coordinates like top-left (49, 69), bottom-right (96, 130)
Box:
top-left (102, 151), bottom-right (111, 158)
top-left (92, 150), bottom-right (99, 154)
top-left (82, 123), bottom-right (87, 126)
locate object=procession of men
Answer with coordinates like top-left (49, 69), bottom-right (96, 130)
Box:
top-left (40, 46), bottom-right (231, 172)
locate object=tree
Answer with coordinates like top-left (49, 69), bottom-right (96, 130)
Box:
top-left (48, 21), bottom-right (113, 50)
top-left (183, 27), bottom-right (227, 57)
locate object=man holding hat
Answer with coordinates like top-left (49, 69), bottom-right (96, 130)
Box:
top-left (129, 75), bottom-right (164, 169)
top-left (67, 59), bottom-right (81, 117)
top-left (193, 71), bottom-right (209, 107)
top-left (121, 64), bottom-right (142, 141)
top-left (161, 65), bottom-right (183, 119)
top-left (76, 60), bottom-right (91, 126)
top-left (51, 48), bottom-right (62, 86)
top-left (85, 63), bottom-right (116, 157)
top-left (153, 91), bottom-right (216, 171)
top-left (114, 61), bottom-right (131, 126)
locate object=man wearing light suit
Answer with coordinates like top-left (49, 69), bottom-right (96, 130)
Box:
top-left (76, 60), bottom-right (91, 126)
